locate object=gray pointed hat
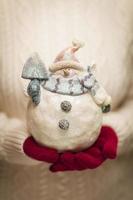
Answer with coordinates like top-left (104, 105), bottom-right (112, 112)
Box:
top-left (22, 53), bottom-right (49, 80)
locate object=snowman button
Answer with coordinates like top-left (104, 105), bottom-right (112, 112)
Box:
top-left (59, 119), bottom-right (69, 130)
top-left (61, 101), bottom-right (72, 112)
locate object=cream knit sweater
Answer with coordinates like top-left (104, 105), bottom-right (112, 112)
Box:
top-left (0, 0), bottom-right (133, 199)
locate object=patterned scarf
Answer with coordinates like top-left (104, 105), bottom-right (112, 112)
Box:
top-left (41, 72), bottom-right (96, 96)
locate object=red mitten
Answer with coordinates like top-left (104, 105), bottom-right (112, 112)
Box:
top-left (23, 136), bottom-right (59, 163)
top-left (95, 126), bottom-right (118, 159)
top-left (50, 126), bottom-right (118, 172)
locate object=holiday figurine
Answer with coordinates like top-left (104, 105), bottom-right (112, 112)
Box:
top-left (22, 40), bottom-right (111, 151)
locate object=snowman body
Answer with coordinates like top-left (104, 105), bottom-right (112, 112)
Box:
top-left (22, 44), bottom-right (111, 152)
top-left (27, 86), bottom-right (102, 151)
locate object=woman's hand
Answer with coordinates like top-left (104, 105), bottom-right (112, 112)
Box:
top-left (23, 126), bottom-right (118, 172)
top-left (23, 136), bottom-right (59, 163)
top-left (50, 126), bottom-right (118, 172)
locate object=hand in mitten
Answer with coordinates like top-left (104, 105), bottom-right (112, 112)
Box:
top-left (50, 126), bottom-right (118, 172)
top-left (23, 136), bottom-right (59, 163)
top-left (23, 126), bottom-right (117, 171)
top-left (1, 114), bottom-right (59, 165)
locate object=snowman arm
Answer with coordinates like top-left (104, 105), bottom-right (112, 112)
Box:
top-left (21, 53), bottom-right (49, 105)
top-left (27, 79), bottom-right (41, 105)
top-left (82, 73), bottom-right (111, 112)
top-left (90, 79), bottom-right (111, 110)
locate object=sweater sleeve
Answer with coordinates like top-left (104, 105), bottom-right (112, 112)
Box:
top-left (103, 77), bottom-right (133, 155)
top-left (0, 112), bottom-right (41, 165)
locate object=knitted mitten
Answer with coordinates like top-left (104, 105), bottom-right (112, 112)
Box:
top-left (50, 126), bottom-right (118, 172)
top-left (23, 126), bottom-right (118, 172)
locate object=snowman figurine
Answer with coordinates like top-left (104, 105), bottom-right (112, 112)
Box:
top-left (22, 40), bottom-right (111, 151)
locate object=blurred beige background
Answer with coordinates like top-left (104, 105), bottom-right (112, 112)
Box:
top-left (0, 0), bottom-right (133, 200)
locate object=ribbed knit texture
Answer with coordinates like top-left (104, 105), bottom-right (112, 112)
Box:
top-left (0, 113), bottom-right (41, 165)
top-left (0, 0), bottom-right (133, 199)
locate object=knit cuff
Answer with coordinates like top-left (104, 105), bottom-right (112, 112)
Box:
top-left (0, 116), bottom-right (41, 165)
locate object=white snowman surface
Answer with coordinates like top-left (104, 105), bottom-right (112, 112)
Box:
top-left (27, 87), bottom-right (102, 151)
top-left (22, 42), bottom-right (111, 151)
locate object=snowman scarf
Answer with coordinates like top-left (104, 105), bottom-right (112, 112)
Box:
top-left (41, 72), bottom-right (99, 96)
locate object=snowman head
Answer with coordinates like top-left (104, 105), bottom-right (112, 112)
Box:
top-left (49, 40), bottom-right (85, 78)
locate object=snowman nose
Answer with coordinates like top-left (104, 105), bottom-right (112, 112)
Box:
top-left (63, 69), bottom-right (70, 77)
